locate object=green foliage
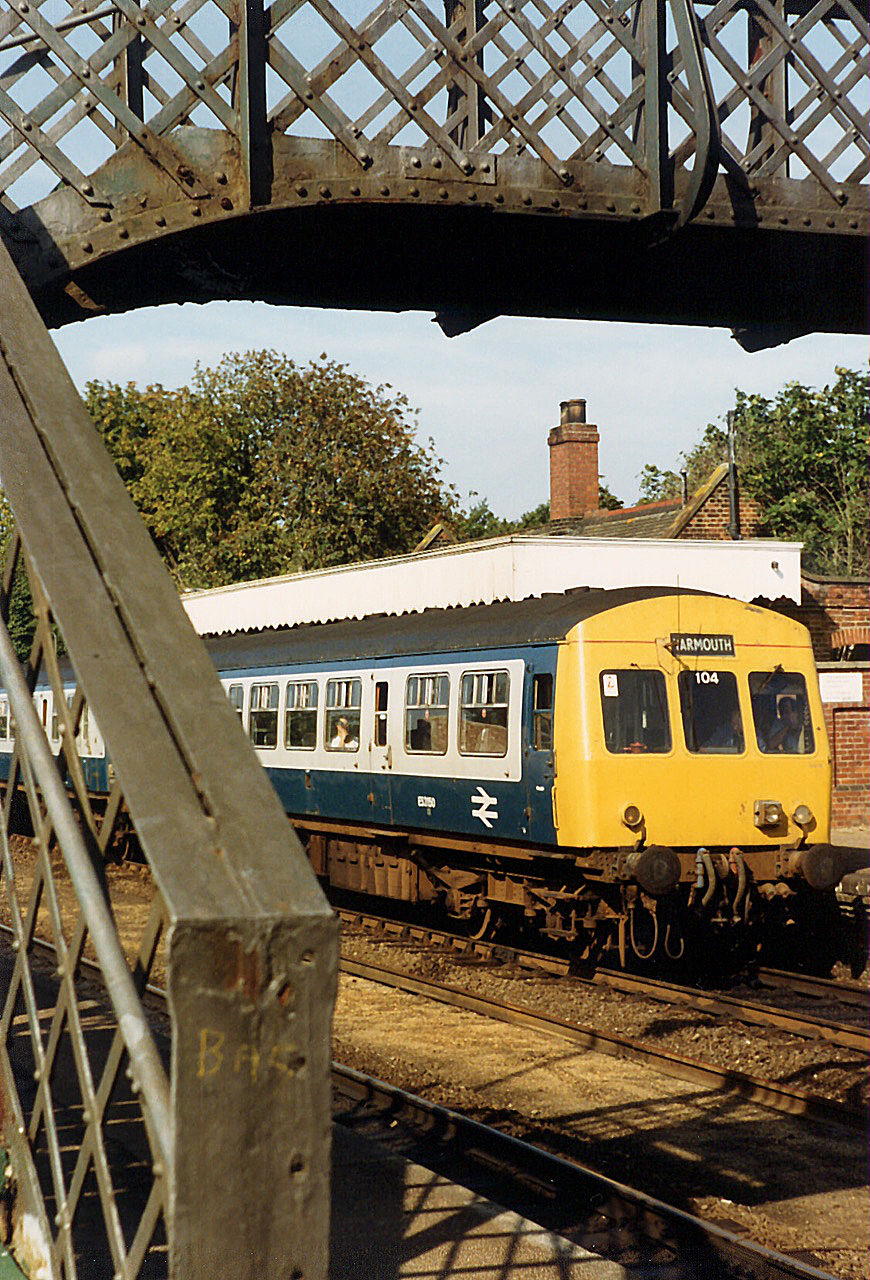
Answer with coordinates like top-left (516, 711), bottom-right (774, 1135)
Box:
top-left (85, 352), bottom-right (456, 589)
top-left (734, 367), bottom-right (869, 576)
top-left (637, 464), bottom-right (682, 503)
top-left (453, 484), bottom-right (621, 542)
top-left (637, 366), bottom-right (869, 576)
top-left (0, 492), bottom-right (38, 661)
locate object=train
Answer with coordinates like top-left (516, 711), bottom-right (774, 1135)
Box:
top-left (1, 585), bottom-right (844, 969)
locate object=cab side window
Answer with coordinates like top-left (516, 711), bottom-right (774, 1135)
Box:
top-left (459, 671), bottom-right (509, 756)
top-left (532, 673), bottom-right (553, 750)
top-left (0, 698), bottom-right (8, 740)
top-left (749, 671), bottom-right (815, 754)
top-left (600, 670), bottom-right (671, 753)
top-left (249, 682), bottom-right (279, 748)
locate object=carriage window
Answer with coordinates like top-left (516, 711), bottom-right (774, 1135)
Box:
top-left (600, 670), bottom-right (671, 753)
top-left (405, 674), bottom-right (449, 754)
top-left (678, 670), bottom-right (743, 753)
top-left (374, 682), bottom-right (389, 747)
top-left (459, 670), bottom-right (509, 756)
top-left (532, 673), bottom-right (554, 750)
top-left (325, 678), bottom-right (361, 751)
top-left (249, 682), bottom-right (279, 748)
top-left (285, 680), bottom-right (318, 749)
top-left (0, 699), bottom-right (8, 740)
top-left (227, 684), bottom-right (244, 722)
top-left (749, 671), bottom-right (815, 755)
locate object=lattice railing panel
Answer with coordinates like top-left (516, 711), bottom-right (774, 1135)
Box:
top-left (0, 538), bottom-right (171, 1280)
top-left (0, 0), bottom-right (866, 218)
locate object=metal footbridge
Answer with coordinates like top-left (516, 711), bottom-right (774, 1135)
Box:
top-left (0, 0), bottom-right (867, 339)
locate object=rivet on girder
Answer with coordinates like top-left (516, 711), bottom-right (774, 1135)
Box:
top-left (495, 193), bottom-right (504, 204)
top-left (411, 156), bottom-right (422, 168)
top-left (631, 203), bottom-right (640, 214)
top-left (606, 200), bottom-right (615, 211)
top-left (17, 2), bottom-right (28, 12)
top-left (119, 227), bottom-right (129, 238)
top-left (380, 186), bottom-right (390, 196)
top-left (522, 194), bottom-right (531, 205)
top-left (319, 186), bottom-right (331, 198)
top-left (468, 191), bottom-right (477, 201)
top-left (82, 182), bottom-right (94, 196)
top-left (101, 210), bottom-right (111, 221)
top-left (191, 205), bottom-right (202, 216)
top-left (195, 80), bottom-right (205, 91)
top-left (551, 198), bottom-right (560, 208)
top-left (155, 215), bottom-right (166, 226)
top-left (82, 241), bottom-right (93, 253)
top-left (217, 172), bottom-right (228, 184)
top-left (221, 197), bottom-right (233, 210)
top-left (438, 187), bottom-right (448, 198)
top-left (409, 186), bottom-right (419, 197)
top-left (296, 186), bottom-right (307, 197)
top-left (826, 217), bottom-right (835, 227)
top-left (351, 185), bottom-right (360, 196)
top-left (835, 188), bottom-right (847, 203)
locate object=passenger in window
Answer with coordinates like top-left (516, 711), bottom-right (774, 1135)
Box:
top-left (330, 716), bottom-right (358, 750)
top-left (765, 697), bottom-right (802, 753)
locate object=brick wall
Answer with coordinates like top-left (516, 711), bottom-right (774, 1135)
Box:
top-left (774, 576), bottom-right (870, 662)
top-left (677, 476), bottom-right (763, 540)
top-left (817, 666), bottom-right (870, 832)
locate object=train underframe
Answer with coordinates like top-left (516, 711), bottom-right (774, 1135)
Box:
top-left (300, 821), bottom-right (846, 973)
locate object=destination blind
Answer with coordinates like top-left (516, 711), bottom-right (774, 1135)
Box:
top-left (669, 633), bottom-right (735, 657)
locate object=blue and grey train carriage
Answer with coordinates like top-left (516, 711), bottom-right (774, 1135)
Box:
top-left (204, 585), bottom-right (839, 967)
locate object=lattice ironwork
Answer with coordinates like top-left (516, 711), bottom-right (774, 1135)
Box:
top-left (0, 537), bottom-right (170, 1279)
top-left (0, 238), bottom-right (337, 1280)
top-left (0, 0), bottom-right (866, 221)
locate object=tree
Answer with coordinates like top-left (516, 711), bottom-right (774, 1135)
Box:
top-left (453, 484), bottom-right (622, 543)
top-left (734, 367), bottom-right (868, 576)
top-left (636, 367), bottom-right (868, 577)
top-left (85, 352), bottom-right (457, 589)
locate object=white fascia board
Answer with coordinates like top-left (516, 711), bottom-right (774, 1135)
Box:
top-left (181, 536), bottom-right (802, 636)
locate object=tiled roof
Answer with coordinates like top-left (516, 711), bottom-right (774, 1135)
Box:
top-left (525, 502), bottom-right (681, 540)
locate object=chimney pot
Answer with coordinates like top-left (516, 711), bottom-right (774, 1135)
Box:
top-left (560, 398), bottom-right (586, 425)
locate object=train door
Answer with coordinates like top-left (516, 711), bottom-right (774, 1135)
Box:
top-left (523, 665), bottom-right (557, 844)
top-left (367, 674), bottom-right (393, 823)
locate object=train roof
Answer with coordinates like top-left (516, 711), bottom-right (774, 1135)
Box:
top-left (205, 586), bottom-right (709, 670)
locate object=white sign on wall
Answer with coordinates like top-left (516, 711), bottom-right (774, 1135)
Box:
top-left (818, 671), bottom-right (865, 704)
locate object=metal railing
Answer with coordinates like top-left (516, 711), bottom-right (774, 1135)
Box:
top-left (0, 237), bottom-right (337, 1278)
top-left (0, 0), bottom-right (866, 225)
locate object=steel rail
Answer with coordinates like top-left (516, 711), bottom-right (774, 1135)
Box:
top-left (756, 968), bottom-right (869, 1009)
top-left (337, 908), bottom-right (870, 1049)
top-left (338, 954), bottom-right (866, 1131)
top-left (332, 1064), bottom-right (838, 1280)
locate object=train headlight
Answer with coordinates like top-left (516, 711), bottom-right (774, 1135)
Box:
top-left (754, 799), bottom-right (783, 829)
top-left (792, 804), bottom-right (813, 827)
top-left (622, 804), bottom-right (643, 829)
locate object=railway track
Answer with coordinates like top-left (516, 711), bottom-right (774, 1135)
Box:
top-left (334, 1064), bottom-right (840, 1280)
top-left (337, 908), bottom-right (870, 1053)
top-left (339, 953), bottom-right (865, 1130)
top-left (0, 925), bottom-right (858, 1279)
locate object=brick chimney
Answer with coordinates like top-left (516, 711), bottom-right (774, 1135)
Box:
top-left (548, 399), bottom-right (600, 519)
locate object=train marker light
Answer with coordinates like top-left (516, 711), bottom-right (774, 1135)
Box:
top-left (792, 804), bottom-right (813, 826)
top-left (621, 804), bottom-right (643, 828)
top-left (754, 799), bottom-right (783, 828)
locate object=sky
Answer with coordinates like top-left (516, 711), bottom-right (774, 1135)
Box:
top-left (52, 303), bottom-right (868, 519)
